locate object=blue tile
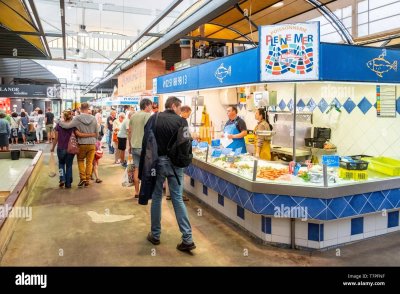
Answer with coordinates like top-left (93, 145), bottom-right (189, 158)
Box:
top-left (386, 189), bottom-right (400, 208)
top-left (307, 98), bottom-right (317, 112)
top-left (237, 188), bottom-right (252, 208)
top-left (340, 204), bottom-right (358, 218)
top-left (260, 203), bottom-right (277, 215)
top-left (202, 185), bottom-right (208, 196)
top-left (332, 97), bottom-right (342, 109)
top-left (308, 223), bottom-right (323, 241)
top-left (297, 99), bottom-right (306, 111)
top-left (217, 179), bottom-right (228, 195)
top-left (218, 194), bottom-right (224, 206)
top-left (270, 195), bottom-right (297, 211)
top-left (190, 178), bottom-right (195, 187)
top-left (237, 206), bottom-right (245, 220)
top-left (261, 216), bottom-right (271, 234)
top-left (388, 211), bottom-right (399, 228)
top-left (343, 98), bottom-right (356, 114)
top-left (379, 199), bottom-right (395, 210)
top-left (368, 191), bottom-right (385, 210)
top-left (279, 99), bottom-right (286, 111)
top-left (358, 97), bottom-right (372, 114)
top-left (396, 98), bottom-right (400, 115)
top-left (351, 217), bottom-right (364, 235)
top-left (374, 102), bottom-right (377, 109)
top-left (360, 202), bottom-right (375, 214)
top-left (325, 208), bottom-right (338, 220)
top-left (328, 198), bottom-right (348, 218)
top-left (225, 183), bottom-right (238, 200)
top-left (349, 194), bottom-right (368, 214)
top-left (301, 198), bottom-right (327, 219)
top-left (252, 193), bottom-right (273, 214)
top-left (287, 99), bottom-right (294, 111)
top-left (318, 98), bottom-right (329, 113)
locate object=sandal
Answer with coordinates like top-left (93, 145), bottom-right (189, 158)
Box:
top-left (95, 179), bottom-right (102, 183)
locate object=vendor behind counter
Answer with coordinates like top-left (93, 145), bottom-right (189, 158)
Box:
top-left (223, 105), bottom-right (247, 154)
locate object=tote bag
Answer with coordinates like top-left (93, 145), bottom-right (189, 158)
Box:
top-left (67, 132), bottom-right (79, 154)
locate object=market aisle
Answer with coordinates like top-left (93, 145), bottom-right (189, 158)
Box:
top-left (1, 148), bottom-right (400, 266)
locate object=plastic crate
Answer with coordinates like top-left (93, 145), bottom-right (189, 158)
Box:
top-left (339, 168), bottom-right (368, 181)
top-left (362, 157), bottom-right (400, 176)
top-left (339, 160), bottom-right (369, 170)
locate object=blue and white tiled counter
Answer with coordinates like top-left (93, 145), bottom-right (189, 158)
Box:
top-left (184, 159), bottom-right (400, 249)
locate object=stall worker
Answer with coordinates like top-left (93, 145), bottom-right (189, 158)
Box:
top-left (223, 105), bottom-right (247, 153)
top-left (254, 108), bottom-right (273, 160)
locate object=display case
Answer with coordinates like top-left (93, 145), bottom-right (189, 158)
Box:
top-left (191, 144), bottom-right (400, 198)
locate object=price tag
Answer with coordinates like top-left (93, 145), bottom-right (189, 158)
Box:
top-left (322, 155), bottom-right (340, 167)
top-left (192, 140), bottom-right (198, 147)
top-left (198, 142), bottom-right (208, 148)
top-left (221, 148), bottom-right (233, 155)
top-left (211, 149), bottom-right (222, 158)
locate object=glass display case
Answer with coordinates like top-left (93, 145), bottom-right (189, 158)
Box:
top-left (191, 143), bottom-right (400, 195)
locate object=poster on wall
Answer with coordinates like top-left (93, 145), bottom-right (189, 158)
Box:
top-left (0, 98), bottom-right (11, 114)
top-left (260, 22), bottom-right (320, 81)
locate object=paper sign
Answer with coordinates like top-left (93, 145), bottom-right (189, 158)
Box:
top-left (211, 149), bottom-right (222, 158)
top-left (322, 155), bottom-right (340, 167)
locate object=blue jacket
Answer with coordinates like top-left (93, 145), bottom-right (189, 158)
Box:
top-left (138, 113), bottom-right (159, 205)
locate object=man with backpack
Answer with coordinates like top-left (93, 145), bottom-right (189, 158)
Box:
top-left (140, 96), bottom-right (195, 252)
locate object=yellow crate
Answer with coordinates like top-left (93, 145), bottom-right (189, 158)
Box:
top-left (362, 157), bottom-right (400, 176)
top-left (339, 168), bottom-right (368, 181)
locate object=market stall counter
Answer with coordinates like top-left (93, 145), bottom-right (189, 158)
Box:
top-left (184, 148), bottom-right (400, 249)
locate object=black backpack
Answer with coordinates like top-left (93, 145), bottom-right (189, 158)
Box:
top-left (167, 124), bottom-right (193, 168)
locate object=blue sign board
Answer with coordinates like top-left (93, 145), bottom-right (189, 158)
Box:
top-left (156, 66), bottom-right (198, 94)
top-left (320, 43), bottom-right (400, 83)
top-left (322, 155), bottom-right (340, 167)
top-left (211, 149), bottom-right (222, 158)
top-left (198, 48), bottom-right (259, 89)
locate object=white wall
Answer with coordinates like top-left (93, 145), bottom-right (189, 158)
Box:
top-left (267, 83), bottom-right (400, 158)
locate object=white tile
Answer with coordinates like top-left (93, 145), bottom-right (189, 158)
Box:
top-left (350, 234), bottom-right (364, 242)
top-left (364, 231), bottom-right (376, 238)
top-left (376, 228), bottom-right (388, 236)
top-left (272, 217), bottom-right (291, 237)
top-left (364, 214), bottom-right (376, 232)
top-left (252, 213), bottom-right (262, 233)
top-left (244, 210), bottom-right (255, 232)
top-left (307, 240), bottom-right (321, 249)
top-left (295, 238), bottom-right (308, 247)
top-left (264, 234), bottom-right (272, 242)
top-left (337, 219), bottom-right (351, 237)
top-left (324, 221), bottom-right (338, 240)
top-left (388, 226), bottom-right (400, 233)
top-left (295, 220), bottom-right (308, 240)
top-left (271, 234), bottom-right (291, 245)
top-left (323, 239), bottom-right (338, 248)
top-left (338, 236), bottom-right (351, 244)
top-left (375, 213), bottom-right (387, 230)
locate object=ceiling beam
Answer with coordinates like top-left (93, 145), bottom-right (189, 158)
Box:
top-left (37, 0), bottom-right (181, 18)
top-left (0, 30), bottom-right (62, 37)
top-left (183, 35), bottom-right (257, 45)
top-left (104, 0), bottom-right (184, 72)
top-left (60, 0), bottom-right (66, 59)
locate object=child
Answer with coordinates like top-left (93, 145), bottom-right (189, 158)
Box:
top-left (92, 139), bottom-right (103, 183)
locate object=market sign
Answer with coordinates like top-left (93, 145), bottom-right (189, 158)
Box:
top-left (322, 155), bottom-right (340, 167)
top-left (115, 97), bottom-right (141, 105)
top-left (260, 22), bottom-right (320, 81)
top-left (0, 85), bottom-right (61, 98)
top-left (156, 66), bottom-right (198, 94)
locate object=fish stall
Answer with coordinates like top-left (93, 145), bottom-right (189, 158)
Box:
top-left (154, 22), bottom-right (400, 250)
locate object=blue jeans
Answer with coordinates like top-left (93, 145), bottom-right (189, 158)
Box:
top-left (107, 130), bottom-right (114, 154)
top-left (131, 148), bottom-right (141, 168)
top-left (151, 156), bottom-right (193, 244)
top-left (57, 148), bottom-right (75, 188)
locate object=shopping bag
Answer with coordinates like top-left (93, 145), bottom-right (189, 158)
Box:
top-left (48, 152), bottom-right (57, 177)
top-left (122, 167), bottom-right (134, 187)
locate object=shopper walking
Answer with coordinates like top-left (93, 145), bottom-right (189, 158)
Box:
top-left (112, 112), bottom-right (125, 164)
top-left (141, 96), bottom-right (196, 252)
top-left (35, 110), bottom-right (45, 144)
top-left (128, 98), bottom-right (152, 197)
top-left (107, 110), bottom-right (116, 154)
top-left (58, 103), bottom-right (98, 187)
top-left (117, 111), bottom-right (132, 168)
top-left (9, 112), bottom-right (20, 145)
top-left (45, 108), bottom-right (55, 143)
top-left (20, 111), bottom-right (29, 144)
top-left (0, 112), bottom-right (10, 151)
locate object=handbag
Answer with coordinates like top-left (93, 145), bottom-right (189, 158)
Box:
top-left (112, 131), bottom-right (118, 143)
top-left (95, 150), bottom-right (103, 160)
top-left (67, 132), bottom-right (80, 154)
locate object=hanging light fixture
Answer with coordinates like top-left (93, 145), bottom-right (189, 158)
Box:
top-left (78, 24), bottom-right (89, 36)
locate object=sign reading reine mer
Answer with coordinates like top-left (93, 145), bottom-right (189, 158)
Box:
top-left (260, 22), bottom-right (320, 81)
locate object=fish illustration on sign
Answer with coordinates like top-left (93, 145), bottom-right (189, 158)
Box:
top-left (367, 49), bottom-right (397, 78)
top-left (215, 63), bottom-right (231, 83)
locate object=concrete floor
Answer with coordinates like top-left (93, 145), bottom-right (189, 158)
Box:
top-left (1, 144), bottom-right (400, 266)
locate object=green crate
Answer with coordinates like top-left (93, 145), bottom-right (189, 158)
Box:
top-left (362, 157), bottom-right (400, 176)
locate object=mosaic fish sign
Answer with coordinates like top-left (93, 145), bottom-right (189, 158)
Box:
top-left (260, 22), bottom-right (320, 81)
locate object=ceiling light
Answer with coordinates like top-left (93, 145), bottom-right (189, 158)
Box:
top-left (272, 1), bottom-right (284, 8)
top-left (78, 24), bottom-right (89, 36)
